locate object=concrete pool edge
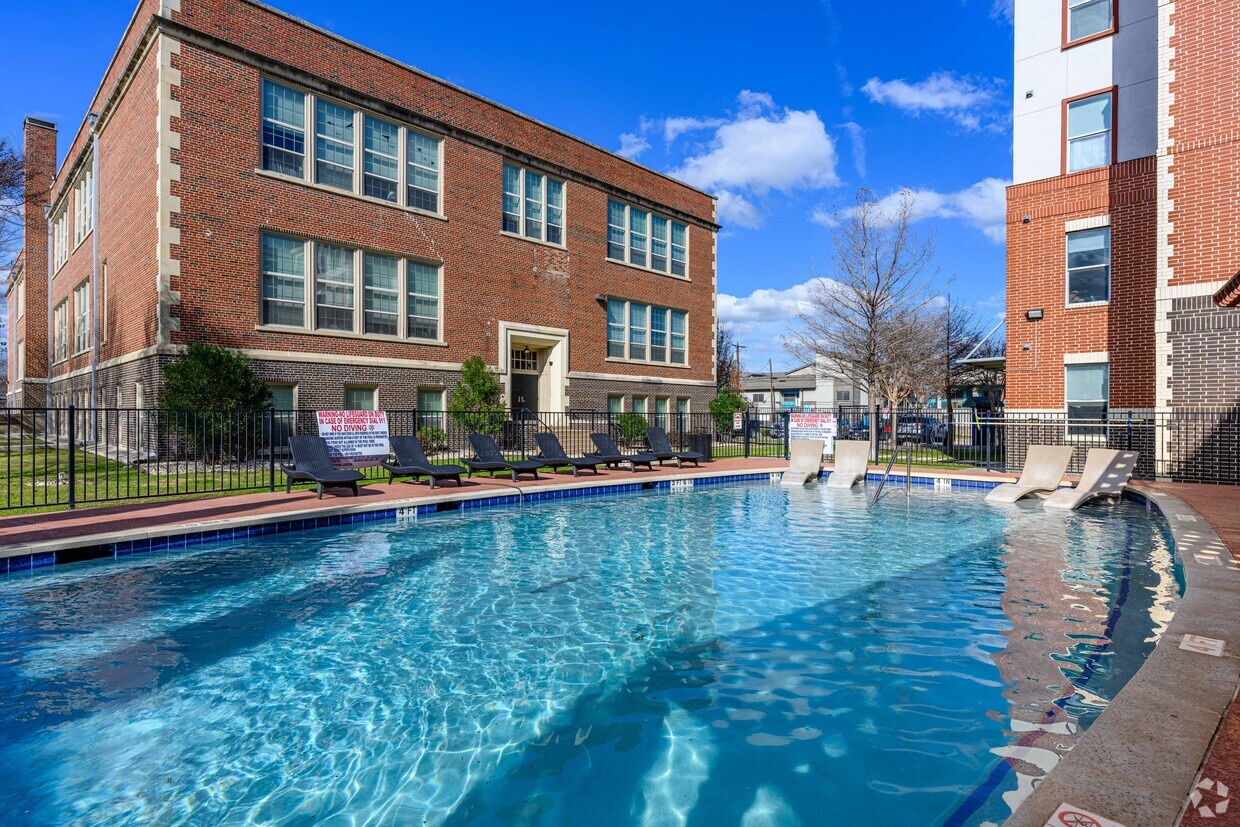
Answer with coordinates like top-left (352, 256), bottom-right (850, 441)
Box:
top-left (1006, 487), bottom-right (1240, 827)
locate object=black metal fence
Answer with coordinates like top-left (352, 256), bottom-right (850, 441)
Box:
top-left (2, 405), bottom-right (1236, 512)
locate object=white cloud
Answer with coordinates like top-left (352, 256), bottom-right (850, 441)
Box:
top-left (839, 121), bottom-right (866, 178)
top-left (861, 71), bottom-right (1001, 130)
top-left (663, 116), bottom-right (726, 143)
top-left (716, 191), bottom-right (764, 229)
top-left (719, 281), bottom-right (818, 325)
top-left (617, 132), bottom-right (651, 159)
top-left (812, 178), bottom-right (1010, 243)
top-left (990, 0), bottom-right (1015, 24)
top-left (670, 107), bottom-right (839, 194)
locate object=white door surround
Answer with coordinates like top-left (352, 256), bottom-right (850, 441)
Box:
top-left (497, 322), bottom-right (569, 413)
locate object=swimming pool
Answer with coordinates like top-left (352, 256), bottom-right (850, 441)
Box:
top-left (0, 481), bottom-right (1178, 825)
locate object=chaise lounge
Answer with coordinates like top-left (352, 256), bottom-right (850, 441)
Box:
top-left (984, 445), bottom-right (1075, 504)
top-left (1043, 448), bottom-right (1140, 511)
top-left (824, 440), bottom-right (871, 489)
top-left (464, 434), bottom-right (545, 481)
top-left (383, 435), bottom-right (468, 490)
top-left (533, 432), bottom-right (603, 476)
top-left (589, 432), bottom-right (656, 473)
top-left (645, 426), bottom-right (703, 468)
top-left (781, 438), bottom-right (825, 486)
top-left (281, 435), bottom-right (365, 499)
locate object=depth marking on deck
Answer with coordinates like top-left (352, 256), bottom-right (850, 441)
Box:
top-left (1179, 635), bottom-right (1226, 657)
top-left (1045, 803), bottom-right (1126, 827)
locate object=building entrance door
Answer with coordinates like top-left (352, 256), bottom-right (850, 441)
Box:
top-left (511, 373), bottom-right (539, 418)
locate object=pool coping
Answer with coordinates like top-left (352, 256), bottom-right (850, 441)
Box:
top-left (1006, 487), bottom-right (1240, 827)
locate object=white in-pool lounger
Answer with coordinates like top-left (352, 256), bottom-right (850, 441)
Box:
top-left (825, 440), bottom-right (871, 489)
top-left (984, 445), bottom-right (1075, 504)
top-left (781, 439), bottom-right (825, 486)
top-left (1043, 448), bottom-right (1140, 511)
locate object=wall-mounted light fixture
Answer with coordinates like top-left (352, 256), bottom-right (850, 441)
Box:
top-left (1025, 308), bottom-right (1044, 321)
top-left (1022, 216), bottom-right (1032, 224)
top-left (594, 293), bottom-right (607, 304)
top-left (1025, 90), bottom-right (1034, 99)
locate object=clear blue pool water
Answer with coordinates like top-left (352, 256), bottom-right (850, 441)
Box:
top-left (0, 482), bottom-right (1177, 826)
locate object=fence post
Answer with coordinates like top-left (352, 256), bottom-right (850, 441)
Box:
top-left (783, 411), bottom-right (791, 460)
top-left (1126, 411), bottom-right (1133, 452)
top-left (743, 413), bottom-right (751, 458)
top-left (268, 407), bottom-right (277, 492)
top-left (983, 412), bottom-right (990, 472)
top-left (67, 404), bottom-right (77, 510)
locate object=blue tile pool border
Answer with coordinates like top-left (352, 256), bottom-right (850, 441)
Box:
top-left (0, 470), bottom-right (1009, 577)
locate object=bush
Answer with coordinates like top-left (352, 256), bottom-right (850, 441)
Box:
top-left (417, 425), bottom-right (448, 452)
top-left (616, 412), bottom-right (649, 445)
top-left (708, 387), bottom-right (747, 433)
top-left (159, 343), bottom-right (272, 461)
top-left (448, 356), bottom-right (507, 436)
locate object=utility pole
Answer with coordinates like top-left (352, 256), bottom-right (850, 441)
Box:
top-left (769, 359), bottom-right (776, 419)
top-left (733, 341), bottom-right (745, 390)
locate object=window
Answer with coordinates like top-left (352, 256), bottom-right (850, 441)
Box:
top-left (262, 79), bottom-right (306, 177)
top-left (607, 200), bottom-right (688, 277)
top-left (73, 282), bottom-right (90, 353)
top-left (261, 78), bottom-right (442, 212)
top-left (632, 396), bottom-right (647, 416)
top-left (606, 298), bottom-right (687, 365)
top-left (315, 244), bottom-right (354, 330)
top-left (608, 395), bottom-right (624, 415)
top-left (16, 341), bottom-right (24, 380)
top-left (363, 116), bottom-right (400, 202)
top-left (344, 387), bottom-right (377, 410)
top-left (270, 384), bottom-right (297, 447)
top-left (676, 398), bottom-right (690, 416)
top-left (53, 211), bottom-right (68, 271)
top-left (835, 389), bottom-right (852, 402)
top-left (74, 167), bottom-right (93, 246)
top-left (502, 163), bottom-right (564, 245)
top-left (753, 393), bottom-right (766, 403)
top-left (261, 233), bottom-right (307, 326)
top-left (262, 233), bottom-right (441, 340)
top-left (510, 348), bottom-right (538, 372)
top-left (16, 278), bottom-right (24, 319)
top-left (1066, 91), bottom-right (1113, 172)
top-left (406, 261), bottom-right (440, 341)
top-left (1066, 0), bottom-right (1114, 44)
top-left (782, 391), bottom-right (799, 408)
top-left (270, 384), bottom-right (296, 410)
top-left (53, 302), bottom-right (68, 362)
top-left (417, 388), bottom-right (444, 412)
top-left (1066, 363), bottom-right (1108, 435)
top-left (1067, 227), bottom-right (1110, 304)
top-left (363, 253), bottom-right (400, 336)
top-left (654, 396), bottom-right (670, 427)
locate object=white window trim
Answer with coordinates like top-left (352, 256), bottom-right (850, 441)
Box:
top-left (605, 297), bottom-right (691, 368)
top-left (53, 301), bottom-right (69, 364)
top-left (52, 211), bottom-right (69, 273)
top-left (15, 277), bottom-right (24, 320)
top-left (260, 77), bottom-right (445, 219)
top-left (607, 199), bottom-right (690, 279)
top-left (502, 162), bottom-right (566, 248)
top-left (1065, 225), bottom-right (1111, 307)
top-left (72, 281), bottom-right (91, 356)
top-left (73, 166), bottom-right (94, 249)
top-left (343, 386), bottom-right (379, 411)
top-left (1064, 361), bottom-right (1110, 439)
top-left (259, 233), bottom-right (444, 344)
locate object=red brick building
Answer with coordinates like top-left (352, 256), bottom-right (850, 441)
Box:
top-left (1007, 0), bottom-right (1240, 476)
top-left (6, 0), bottom-right (719, 417)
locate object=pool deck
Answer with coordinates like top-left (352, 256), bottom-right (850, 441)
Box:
top-left (1, 461), bottom-right (1238, 827)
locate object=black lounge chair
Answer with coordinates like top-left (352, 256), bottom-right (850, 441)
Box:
top-left (646, 426), bottom-right (703, 468)
top-left (589, 432), bottom-right (656, 473)
top-left (533, 432), bottom-right (602, 477)
top-left (383, 435), bottom-right (468, 489)
top-left (463, 434), bottom-right (545, 481)
top-left (281, 435), bottom-right (365, 499)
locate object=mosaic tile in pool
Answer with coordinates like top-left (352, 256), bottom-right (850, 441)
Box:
top-left (0, 482), bottom-right (1178, 826)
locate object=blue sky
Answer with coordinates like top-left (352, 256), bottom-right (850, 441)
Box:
top-left (0, 0), bottom-right (1015, 369)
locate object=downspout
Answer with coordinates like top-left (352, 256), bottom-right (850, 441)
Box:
top-left (88, 112), bottom-right (100, 423)
top-left (43, 203), bottom-right (52, 406)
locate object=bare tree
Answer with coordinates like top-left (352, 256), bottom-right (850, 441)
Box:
top-left (716, 323), bottom-right (740, 390)
top-left (0, 138), bottom-right (24, 275)
top-left (786, 188), bottom-right (940, 459)
top-left (929, 297), bottom-right (990, 451)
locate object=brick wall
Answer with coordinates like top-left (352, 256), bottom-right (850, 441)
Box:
top-left (1005, 157), bottom-right (1157, 410)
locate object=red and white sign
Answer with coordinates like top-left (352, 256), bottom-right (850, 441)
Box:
top-left (788, 412), bottom-right (837, 454)
top-left (1045, 804), bottom-right (1126, 827)
top-left (733, 412), bottom-right (744, 431)
top-left (316, 410), bottom-right (390, 469)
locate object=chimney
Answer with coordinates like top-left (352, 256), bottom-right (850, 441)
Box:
top-left (19, 117), bottom-right (57, 399)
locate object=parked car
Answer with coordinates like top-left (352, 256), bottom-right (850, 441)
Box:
top-left (843, 417), bottom-right (891, 441)
top-left (894, 415), bottom-right (948, 446)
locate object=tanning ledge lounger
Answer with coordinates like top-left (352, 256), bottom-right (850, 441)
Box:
top-left (824, 440), bottom-right (871, 489)
top-left (1043, 448), bottom-right (1140, 511)
top-left (781, 439), bottom-right (826, 486)
top-left (984, 445), bottom-right (1075, 504)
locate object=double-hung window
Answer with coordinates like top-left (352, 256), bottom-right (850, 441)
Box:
top-left (52, 211), bottom-right (68, 271)
top-left (1066, 363), bottom-right (1109, 435)
top-left (261, 233), bottom-right (441, 341)
top-left (1067, 227), bottom-right (1110, 304)
top-left (501, 163), bottom-right (564, 245)
top-left (73, 282), bottom-right (90, 353)
top-left (606, 298), bottom-right (688, 365)
top-left (607, 200), bottom-right (688, 277)
top-left (74, 168), bottom-right (93, 246)
top-left (1066, 91), bottom-right (1112, 173)
top-left (53, 302), bottom-right (68, 362)
top-left (1066, 0), bottom-right (1114, 44)
top-left (261, 78), bottom-right (443, 212)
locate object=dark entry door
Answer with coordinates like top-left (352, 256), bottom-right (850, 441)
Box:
top-left (511, 374), bottom-right (539, 417)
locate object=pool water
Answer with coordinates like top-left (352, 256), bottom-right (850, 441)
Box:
top-left (0, 482), bottom-right (1177, 826)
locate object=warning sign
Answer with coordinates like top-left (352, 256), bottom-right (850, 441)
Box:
top-left (788, 412), bottom-right (837, 455)
top-left (316, 410), bottom-right (390, 469)
top-left (1045, 803), bottom-right (1126, 827)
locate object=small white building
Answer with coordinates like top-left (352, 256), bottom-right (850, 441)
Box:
top-left (739, 360), bottom-right (866, 413)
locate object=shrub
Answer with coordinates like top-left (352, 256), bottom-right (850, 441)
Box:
top-left (616, 412), bottom-right (649, 445)
top-left (708, 387), bottom-right (747, 433)
top-left (448, 356), bottom-right (507, 436)
top-left (159, 343), bottom-right (272, 461)
top-left (417, 425), bottom-right (448, 452)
